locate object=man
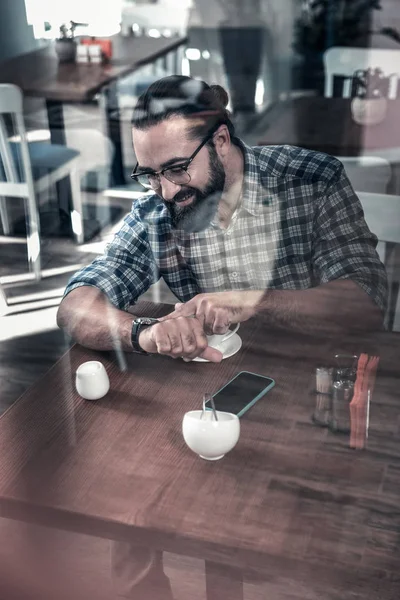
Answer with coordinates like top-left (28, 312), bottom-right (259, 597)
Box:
top-left (58, 75), bottom-right (387, 363)
top-left (57, 75), bottom-right (387, 598)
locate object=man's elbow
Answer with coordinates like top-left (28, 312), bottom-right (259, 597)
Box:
top-left (56, 288), bottom-right (84, 331)
top-left (56, 296), bottom-right (70, 330)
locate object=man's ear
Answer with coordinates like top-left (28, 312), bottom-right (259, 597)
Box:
top-left (214, 124), bottom-right (230, 158)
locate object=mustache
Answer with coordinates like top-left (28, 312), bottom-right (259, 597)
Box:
top-left (171, 188), bottom-right (195, 204)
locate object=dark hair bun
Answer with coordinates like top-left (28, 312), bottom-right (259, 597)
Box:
top-left (132, 76), bottom-right (235, 135)
top-left (210, 84), bottom-right (229, 108)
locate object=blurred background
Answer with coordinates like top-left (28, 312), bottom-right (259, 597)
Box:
top-left (1, 0), bottom-right (400, 411)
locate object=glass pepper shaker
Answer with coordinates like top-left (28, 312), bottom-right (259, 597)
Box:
top-left (329, 354), bottom-right (358, 434)
top-left (312, 392), bottom-right (332, 427)
top-left (333, 354), bottom-right (358, 383)
top-left (330, 375), bottom-right (354, 433)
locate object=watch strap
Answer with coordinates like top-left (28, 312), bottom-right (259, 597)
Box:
top-left (131, 317), bottom-right (158, 354)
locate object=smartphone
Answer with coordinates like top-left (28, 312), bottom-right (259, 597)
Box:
top-left (205, 371), bottom-right (275, 418)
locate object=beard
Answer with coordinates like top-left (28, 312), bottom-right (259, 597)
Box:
top-left (164, 146), bottom-right (226, 233)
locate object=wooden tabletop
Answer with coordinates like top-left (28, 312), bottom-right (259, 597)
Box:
top-left (0, 34), bottom-right (186, 102)
top-left (257, 97), bottom-right (400, 157)
top-left (0, 302), bottom-right (400, 593)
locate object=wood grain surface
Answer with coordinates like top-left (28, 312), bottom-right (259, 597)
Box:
top-left (0, 302), bottom-right (400, 598)
top-left (0, 35), bottom-right (186, 102)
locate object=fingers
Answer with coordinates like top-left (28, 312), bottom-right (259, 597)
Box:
top-left (188, 301), bottom-right (229, 336)
top-left (212, 312), bottom-right (231, 335)
top-left (199, 346), bottom-right (223, 363)
top-left (149, 316), bottom-right (219, 361)
top-left (159, 294), bottom-right (233, 336)
top-left (159, 301), bottom-right (195, 321)
top-left (158, 303), bottom-right (193, 323)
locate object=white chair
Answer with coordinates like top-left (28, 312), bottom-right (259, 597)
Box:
top-left (0, 279), bottom-right (7, 317)
top-left (0, 84), bottom-right (84, 281)
top-left (324, 47), bottom-right (400, 99)
top-left (325, 49), bottom-right (399, 197)
top-left (357, 191), bottom-right (400, 331)
top-left (65, 128), bottom-right (115, 191)
top-left (339, 156), bottom-right (392, 268)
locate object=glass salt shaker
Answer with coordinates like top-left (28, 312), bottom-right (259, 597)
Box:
top-left (312, 393), bottom-right (332, 427)
top-left (312, 366), bottom-right (333, 427)
top-left (329, 366), bottom-right (355, 434)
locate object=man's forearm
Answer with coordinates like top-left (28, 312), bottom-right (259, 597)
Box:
top-left (57, 287), bottom-right (134, 351)
top-left (254, 280), bottom-right (384, 333)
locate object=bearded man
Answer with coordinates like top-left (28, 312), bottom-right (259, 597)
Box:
top-left (58, 75), bottom-right (387, 361)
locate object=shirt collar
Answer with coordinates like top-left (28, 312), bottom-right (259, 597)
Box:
top-left (235, 138), bottom-right (263, 217)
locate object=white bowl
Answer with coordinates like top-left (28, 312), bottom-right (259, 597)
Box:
top-left (182, 410), bottom-right (240, 460)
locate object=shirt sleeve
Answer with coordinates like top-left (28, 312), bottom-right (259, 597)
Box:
top-left (312, 163), bottom-right (388, 314)
top-left (63, 207), bottom-right (158, 310)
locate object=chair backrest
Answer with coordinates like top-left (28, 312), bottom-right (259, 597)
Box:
top-left (0, 279), bottom-right (8, 316)
top-left (0, 84), bottom-right (24, 114)
top-left (65, 128), bottom-right (115, 190)
top-left (357, 191), bottom-right (400, 244)
top-left (324, 47), bottom-right (400, 98)
top-left (337, 156), bottom-right (392, 194)
top-left (0, 84), bottom-right (34, 197)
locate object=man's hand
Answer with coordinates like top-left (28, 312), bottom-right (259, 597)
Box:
top-left (160, 291), bottom-right (263, 335)
top-left (138, 316), bottom-right (223, 362)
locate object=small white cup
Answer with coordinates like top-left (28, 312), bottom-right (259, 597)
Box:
top-left (75, 361), bottom-right (110, 400)
top-left (207, 323), bottom-right (240, 350)
top-left (182, 410), bottom-right (240, 460)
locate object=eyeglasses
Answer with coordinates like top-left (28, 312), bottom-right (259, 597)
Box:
top-left (131, 124), bottom-right (220, 190)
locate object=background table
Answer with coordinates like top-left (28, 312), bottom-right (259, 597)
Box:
top-left (0, 34), bottom-right (187, 186)
top-left (258, 97), bottom-right (400, 156)
top-left (258, 97), bottom-right (400, 193)
top-left (0, 302), bottom-right (400, 599)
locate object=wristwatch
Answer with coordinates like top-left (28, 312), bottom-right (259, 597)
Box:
top-left (131, 317), bottom-right (159, 354)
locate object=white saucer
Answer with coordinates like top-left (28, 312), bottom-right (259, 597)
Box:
top-left (192, 333), bottom-right (242, 363)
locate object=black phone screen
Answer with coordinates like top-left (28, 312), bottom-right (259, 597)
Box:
top-left (207, 371), bottom-right (275, 416)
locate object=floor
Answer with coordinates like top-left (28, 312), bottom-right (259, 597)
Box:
top-left (3, 518), bottom-right (398, 600)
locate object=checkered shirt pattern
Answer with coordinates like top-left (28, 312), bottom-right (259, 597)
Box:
top-left (64, 142), bottom-right (388, 313)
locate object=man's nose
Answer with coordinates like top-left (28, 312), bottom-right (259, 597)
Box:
top-left (159, 176), bottom-right (181, 202)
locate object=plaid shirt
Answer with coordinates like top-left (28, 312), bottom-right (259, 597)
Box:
top-left (65, 142), bottom-right (388, 313)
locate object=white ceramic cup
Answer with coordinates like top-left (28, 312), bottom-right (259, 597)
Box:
top-left (75, 361), bottom-right (110, 400)
top-left (207, 323), bottom-right (240, 350)
top-left (182, 410), bottom-right (240, 460)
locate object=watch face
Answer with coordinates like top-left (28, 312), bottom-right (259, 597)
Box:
top-left (140, 318), bottom-right (158, 325)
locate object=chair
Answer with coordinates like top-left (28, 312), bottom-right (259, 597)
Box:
top-left (324, 47), bottom-right (400, 98)
top-left (0, 84), bottom-right (83, 281)
top-left (357, 191), bottom-right (400, 331)
top-left (338, 156), bottom-right (392, 272)
top-left (324, 49), bottom-right (397, 197)
top-left (65, 128), bottom-right (115, 191)
top-left (0, 279), bottom-right (7, 317)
